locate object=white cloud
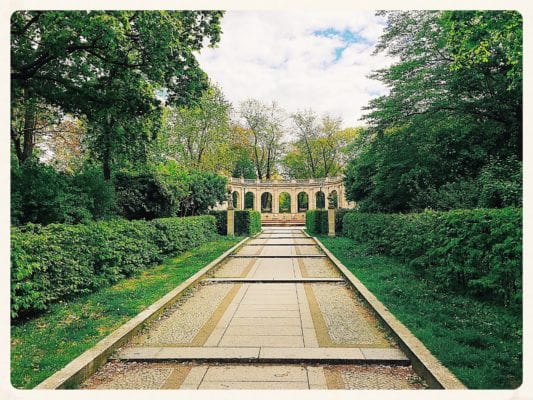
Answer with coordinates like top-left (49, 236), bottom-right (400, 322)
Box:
top-left (196, 11), bottom-right (395, 128)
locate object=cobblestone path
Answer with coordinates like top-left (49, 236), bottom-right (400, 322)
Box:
top-left (82, 227), bottom-right (426, 390)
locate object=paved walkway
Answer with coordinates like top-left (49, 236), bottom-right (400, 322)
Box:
top-left (82, 227), bottom-right (426, 390)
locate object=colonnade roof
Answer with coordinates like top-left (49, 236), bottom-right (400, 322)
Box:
top-left (228, 176), bottom-right (343, 188)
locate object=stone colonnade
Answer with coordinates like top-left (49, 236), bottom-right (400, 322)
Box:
top-left (227, 176), bottom-right (353, 213)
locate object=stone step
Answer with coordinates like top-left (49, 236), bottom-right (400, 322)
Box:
top-left (230, 255), bottom-right (326, 258)
top-left (245, 243), bottom-right (316, 246)
top-left (205, 278), bottom-right (345, 283)
top-left (117, 346), bottom-right (409, 365)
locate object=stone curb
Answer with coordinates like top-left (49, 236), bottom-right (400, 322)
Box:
top-left (34, 236), bottom-right (251, 390)
top-left (312, 235), bottom-right (466, 390)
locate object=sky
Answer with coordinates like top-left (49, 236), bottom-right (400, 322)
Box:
top-left (196, 11), bottom-right (395, 128)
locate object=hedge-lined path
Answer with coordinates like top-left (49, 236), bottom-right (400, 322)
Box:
top-left (81, 227), bottom-right (426, 390)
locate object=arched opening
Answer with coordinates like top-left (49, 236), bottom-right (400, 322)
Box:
top-left (261, 192), bottom-right (272, 213)
top-left (315, 191), bottom-right (325, 209)
top-left (232, 191), bottom-right (240, 209)
top-left (244, 192), bottom-right (254, 210)
top-left (279, 192), bottom-right (291, 213)
top-left (329, 190), bottom-right (338, 208)
top-left (297, 192), bottom-right (309, 212)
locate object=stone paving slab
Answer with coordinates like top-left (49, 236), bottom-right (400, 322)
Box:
top-left (223, 325), bottom-right (302, 336)
top-left (198, 381), bottom-right (309, 389)
top-left (203, 364), bottom-right (307, 382)
top-left (218, 335), bottom-right (304, 347)
top-left (230, 317), bottom-right (302, 326)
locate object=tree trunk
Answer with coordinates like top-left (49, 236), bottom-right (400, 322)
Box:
top-left (14, 86), bottom-right (37, 163)
top-left (102, 115), bottom-right (113, 180)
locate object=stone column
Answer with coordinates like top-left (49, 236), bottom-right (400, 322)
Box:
top-left (273, 190), bottom-right (279, 213)
top-left (290, 189), bottom-right (297, 214)
top-left (328, 206), bottom-right (335, 237)
top-left (254, 190), bottom-right (260, 211)
top-left (227, 203), bottom-right (235, 237)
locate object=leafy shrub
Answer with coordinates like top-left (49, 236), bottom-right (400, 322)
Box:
top-left (305, 210), bottom-right (325, 234)
top-left (235, 210), bottom-right (261, 236)
top-left (306, 209), bottom-right (349, 235)
top-left (208, 210), bottom-right (227, 235)
top-left (342, 208), bottom-right (522, 306)
top-left (11, 159), bottom-right (116, 226)
top-left (178, 171), bottom-right (228, 216)
top-left (11, 215), bottom-right (216, 318)
top-left (114, 171), bottom-right (176, 220)
top-left (209, 210), bottom-right (261, 236)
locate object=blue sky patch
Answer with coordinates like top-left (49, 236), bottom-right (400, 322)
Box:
top-left (313, 28), bottom-right (371, 62)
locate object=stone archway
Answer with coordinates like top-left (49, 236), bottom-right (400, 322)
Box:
top-left (261, 192), bottom-right (272, 213)
top-left (279, 192), bottom-right (291, 213)
top-left (244, 192), bottom-right (254, 210)
top-left (224, 176), bottom-right (354, 225)
top-left (297, 191), bottom-right (309, 212)
top-left (315, 191), bottom-right (325, 209)
top-left (232, 191), bottom-right (241, 209)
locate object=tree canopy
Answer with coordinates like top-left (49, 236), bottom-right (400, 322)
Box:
top-left (345, 10), bottom-right (522, 212)
top-left (11, 11), bottom-right (224, 178)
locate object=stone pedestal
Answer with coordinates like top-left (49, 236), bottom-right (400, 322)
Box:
top-left (227, 207), bottom-right (235, 237)
top-left (328, 207), bottom-right (335, 237)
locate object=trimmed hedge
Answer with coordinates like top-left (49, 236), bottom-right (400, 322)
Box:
top-left (209, 210), bottom-right (262, 236)
top-left (342, 208), bottom-right (522, 306)
top-left (306, 209), bottom-right (350, 235)
top-left (11, 216), bottom-right (217, 318)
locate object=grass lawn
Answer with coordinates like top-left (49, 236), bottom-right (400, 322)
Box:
top-left (11, 236), bottom-right (243, 389)
top-left (318, 236), bottom-right (522, 389)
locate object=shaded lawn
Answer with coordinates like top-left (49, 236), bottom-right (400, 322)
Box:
top-left (11, 236), bottom-right (243, 389)
top-left (318, 236), bottom-right (522, 389)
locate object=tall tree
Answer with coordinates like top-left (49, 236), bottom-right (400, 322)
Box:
top-left (239, 99), bottom-right (285, 180)
top-left (291, 109), bottom-right (320, 177)
top-left (162, 84), bottom-right (232, 172)
top-left (345, 10), bottom-right (522, 212)
top-left (11, 11), bottom-right (224, 178)
top-left (283, 112), bottom-right (356, 179)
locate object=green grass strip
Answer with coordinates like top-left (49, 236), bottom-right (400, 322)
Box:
top-left (318, 236), bottom-right (522, 389)
top-left (11, 236), bottom-right (243, 389)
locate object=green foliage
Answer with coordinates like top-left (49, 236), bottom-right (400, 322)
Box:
top-left (11, 216), bottom-right (217, 318)
top-left (208, 210), bottom-right (227, 235)
top-left (345, 11), bottom-right (522, 212)
top-left (11, 159), bottom-right (115, 226)
top-left (443, 11), bottom-right (522, 90)
top-left (319, 236), bottom-right (521, 389)
top-left (209, 210), bottom-right (262, 236)
top-left (305, 210), bottom-right (325, 234)
top-left (232, 155), bottom-right (257, 179)
top-left (113, 166), bottom-right (227, 219)
top-left (11, 237), bottom-right (241, 389)
top-left (342, 208), bottom-right (522, 306)
top-left (180, 171), bottom-right (227, 216)
top-left (235, 210), bottom-right (262, 236)
top-left (11, 11), bottom-right (224, 174)
top-left (114, 171), bottom-right (175, 220)
top-left (305, 208), bottom-right (349, 234)
top-left (279, 192), bottom-right (291, 213)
